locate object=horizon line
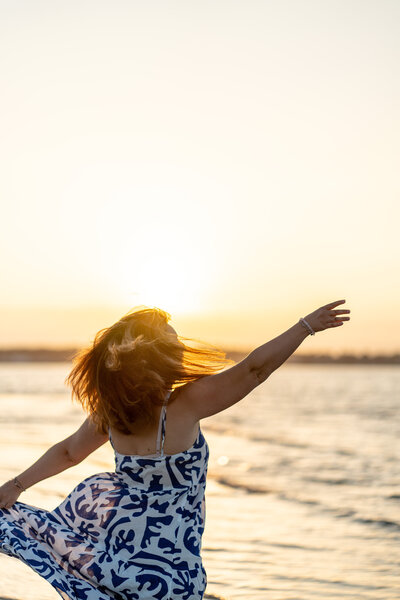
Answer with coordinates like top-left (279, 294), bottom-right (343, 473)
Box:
top-left (0, 347), bottom-right (399, 365)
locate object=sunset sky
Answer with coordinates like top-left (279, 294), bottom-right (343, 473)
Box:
top-left (0, 1), bottom-right (399, 355)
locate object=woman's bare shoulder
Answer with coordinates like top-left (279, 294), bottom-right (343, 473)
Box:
top-left (168, 384), bottom-right (200, 421)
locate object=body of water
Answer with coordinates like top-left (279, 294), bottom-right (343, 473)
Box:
top-left (0, 363), bottom-right (399, 599)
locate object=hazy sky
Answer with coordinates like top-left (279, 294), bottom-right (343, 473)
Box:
top-left (0, 0), bottom-right (399, 354)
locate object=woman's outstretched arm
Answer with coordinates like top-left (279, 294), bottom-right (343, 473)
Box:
top-left (247, 298), bottom-right (351, 383)
top-left (182, 298), bottom-right (351, 420)
top-left (246, 320), bottom-right (310, 384)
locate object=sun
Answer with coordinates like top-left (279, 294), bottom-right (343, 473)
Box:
top-left (103, 245), bottom-right (209, 317)
top-left (92, 180), bottom-right (218, 317)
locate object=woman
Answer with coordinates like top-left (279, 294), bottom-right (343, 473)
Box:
top-left (0, 300), bottom-right (350, 599)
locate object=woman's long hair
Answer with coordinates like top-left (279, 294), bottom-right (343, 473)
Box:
top-left (65, 306), bottom-right (235, 434)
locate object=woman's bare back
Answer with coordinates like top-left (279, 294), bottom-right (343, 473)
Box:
top-left (108, 387), bottom-right (199, 457)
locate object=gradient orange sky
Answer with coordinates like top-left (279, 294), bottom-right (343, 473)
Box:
top-left (0, 1), bottom-right (399, 355)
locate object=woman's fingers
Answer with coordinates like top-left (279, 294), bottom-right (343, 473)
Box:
top-left (326, 306), bottom-right (351, 325)
top-left (325, 299), bottom-right (346, 309)
top-left (330, 317), bottom-right (350, 322)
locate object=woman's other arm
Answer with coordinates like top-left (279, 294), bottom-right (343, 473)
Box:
top-left (12, 442), bottom-right (78, 491)
top-left (0, 416), bottom-right (109, 508)
top-left (0, 442), bottom-right (77, 509)
top-left (15, 417), bottom-right (108, 491)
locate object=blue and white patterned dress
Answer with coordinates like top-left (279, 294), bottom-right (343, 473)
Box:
top-left (0, 390), bottom-right (209, 599)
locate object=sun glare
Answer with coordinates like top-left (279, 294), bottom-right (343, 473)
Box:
top-left (104, 246), bottom-right (209, 317)
top-left (91, 177), bottom-right (220, 318)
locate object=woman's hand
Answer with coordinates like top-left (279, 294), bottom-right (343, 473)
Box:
top-left (304, 299), bottom-right (351, 334)
top-left (0, 480), bottom-right (23, 509)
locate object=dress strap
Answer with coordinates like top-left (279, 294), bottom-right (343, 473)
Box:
top-left (108, 426), bottom-right (115, 450)
top-left (108, 390), bottom-right (172, 456)
top-left (156, 390), bottom-right (171, 457)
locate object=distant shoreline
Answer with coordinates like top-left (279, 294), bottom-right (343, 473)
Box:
top-left (0, 348), bottom-right (399, 365)
top-left (224, 350), bottom-right (400, 365)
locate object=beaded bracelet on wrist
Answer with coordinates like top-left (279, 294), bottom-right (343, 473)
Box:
top-left (12, 476), bottom-right (26, 492)
top-left (299, 317), bottom-right (315, 336)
